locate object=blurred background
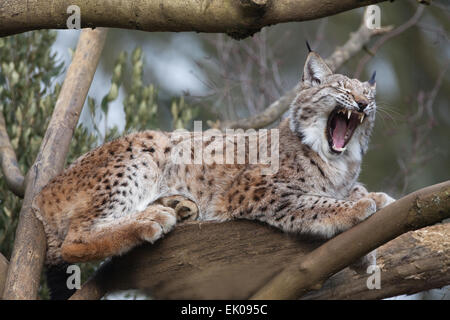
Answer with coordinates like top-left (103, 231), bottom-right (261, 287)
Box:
top-left (0, 0), bottom-right (448, 299)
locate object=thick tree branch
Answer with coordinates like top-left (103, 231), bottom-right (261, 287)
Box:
top-left (0, 0), bottom-right (388, 39)
top-left (68, 220), bottom-right (319, 300)
top-left (218, 10), bottom-right (393, 130)
top-left (301, 223), bottom-right (449, 299)
top-left (0, 111), bottom-right (25, 197)
top-left (251, 181), bottom-right (450, 299)
top-left (2, 28), bottom-right (108, 300)
top-left (70, 181), bottom-right (450, 300)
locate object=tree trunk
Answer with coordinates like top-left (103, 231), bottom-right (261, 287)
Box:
top-left (1, 28), bottom-right (108, 300)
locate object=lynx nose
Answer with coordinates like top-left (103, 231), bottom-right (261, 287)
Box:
top-left (353, 95), bottom-right (369, 111)
top-left (357, 101), bottom-right (368, 111)
top-left (352, 92), bottom-right (369, 112)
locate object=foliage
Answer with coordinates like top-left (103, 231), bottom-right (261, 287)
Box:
top-left (171, 96), bottom-right (198, 130)
top-left (0, 31), bottom-right (64, 258)
top-left (0, 31), bottom-right (197, 299)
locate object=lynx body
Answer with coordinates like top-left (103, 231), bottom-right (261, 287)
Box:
top-left (33, 51), bottom-right (394, 269)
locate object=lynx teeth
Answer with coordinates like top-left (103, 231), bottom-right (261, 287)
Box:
top-left (337, 109), bottom-right (365, 123)
top-left (332, 145), bottom-right (347, 152)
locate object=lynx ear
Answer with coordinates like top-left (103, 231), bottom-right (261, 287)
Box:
top-left (302, 52), bottom-right (332, 87)
top-left (368, 70), bottom-right (376, 89)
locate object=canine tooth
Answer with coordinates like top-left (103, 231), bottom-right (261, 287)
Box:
top-left (347, 110), bottom-right (351, 119)
top-left (333, 145), bottom-right (347, 152)
top-left (360, 114), bottom-right (365, 123)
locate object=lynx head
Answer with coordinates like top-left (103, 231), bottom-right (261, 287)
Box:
top-left (289, 49), bottom-right (377, 162)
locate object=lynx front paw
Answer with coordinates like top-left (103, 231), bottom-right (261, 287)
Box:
top-left (351, 198), bottom-right (377, 224)
top-left (366, 192), bottom-right (396, 210)
top-left (148, 205), bottom-right (177, 234)
top-left (138, 205), bottom-right (177, 243)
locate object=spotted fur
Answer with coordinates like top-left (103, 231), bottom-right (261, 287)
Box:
top-left (33, 51), bottom-right (394, 269)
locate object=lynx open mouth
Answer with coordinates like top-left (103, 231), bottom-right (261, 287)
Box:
top-left (327, 107), bottom-right (365, 154)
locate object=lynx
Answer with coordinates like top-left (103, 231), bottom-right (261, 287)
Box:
top-left (33, 49), bottom-right (394, 298)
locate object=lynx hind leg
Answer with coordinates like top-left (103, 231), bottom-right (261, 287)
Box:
top-left (157, 195), bottom-right (199, 222)
top-left (61, 204), bottom-right (176, 263)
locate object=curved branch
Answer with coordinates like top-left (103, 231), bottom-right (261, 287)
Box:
top-left (354, 5), bottom-right (425, 78)
top-left (301, 223), bottom-right (449, 300)
top-left (0, 111), bottom-right (25, 197)
top-left (0, 0), bottom-right (387, 39)
top-left (218, 85), bottom-right (300, 130)
top-left (251, 180), bottom-right (450, 299)
top-left (2, 28), bottom-right (108, 300)
top-left (219, 10), bottom-right (393, 130)
top-left (325, 22), bottom-right (393, 75)
top-left (70, 181), bottom-right (450, 300)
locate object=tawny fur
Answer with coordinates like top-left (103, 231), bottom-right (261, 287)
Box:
top-left (33, 51), bottom-right (394, 266)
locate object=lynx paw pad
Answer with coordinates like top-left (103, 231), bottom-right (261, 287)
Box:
top-left (175, 200), bottom-right (199, 222)
top-left (157, 195), bottom-right (199, 222)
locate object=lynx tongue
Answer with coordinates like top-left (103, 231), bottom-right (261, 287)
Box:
top-left (332, 117), bottom-right (347, 149)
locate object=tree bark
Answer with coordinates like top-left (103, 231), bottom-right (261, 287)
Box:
top-left (69, 220), bottom-right (320, 300)
top-left (1, 28), bottom-right (107, 300)
top-left (251, 181), bottom-right (450, 299)
top-left (302, 223), bottom-right (449, 299)
top-left (70, 181), bottom-right (450, 300)
top-left (0, 0), bottom-right (387, 38)
top-left (0, 111), bottom-right (25, 197)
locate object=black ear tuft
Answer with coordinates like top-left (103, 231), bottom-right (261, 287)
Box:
top-left (306, 40), bottom-right (312, 53)
top-left (368, 70), bottom-right (376, 86)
